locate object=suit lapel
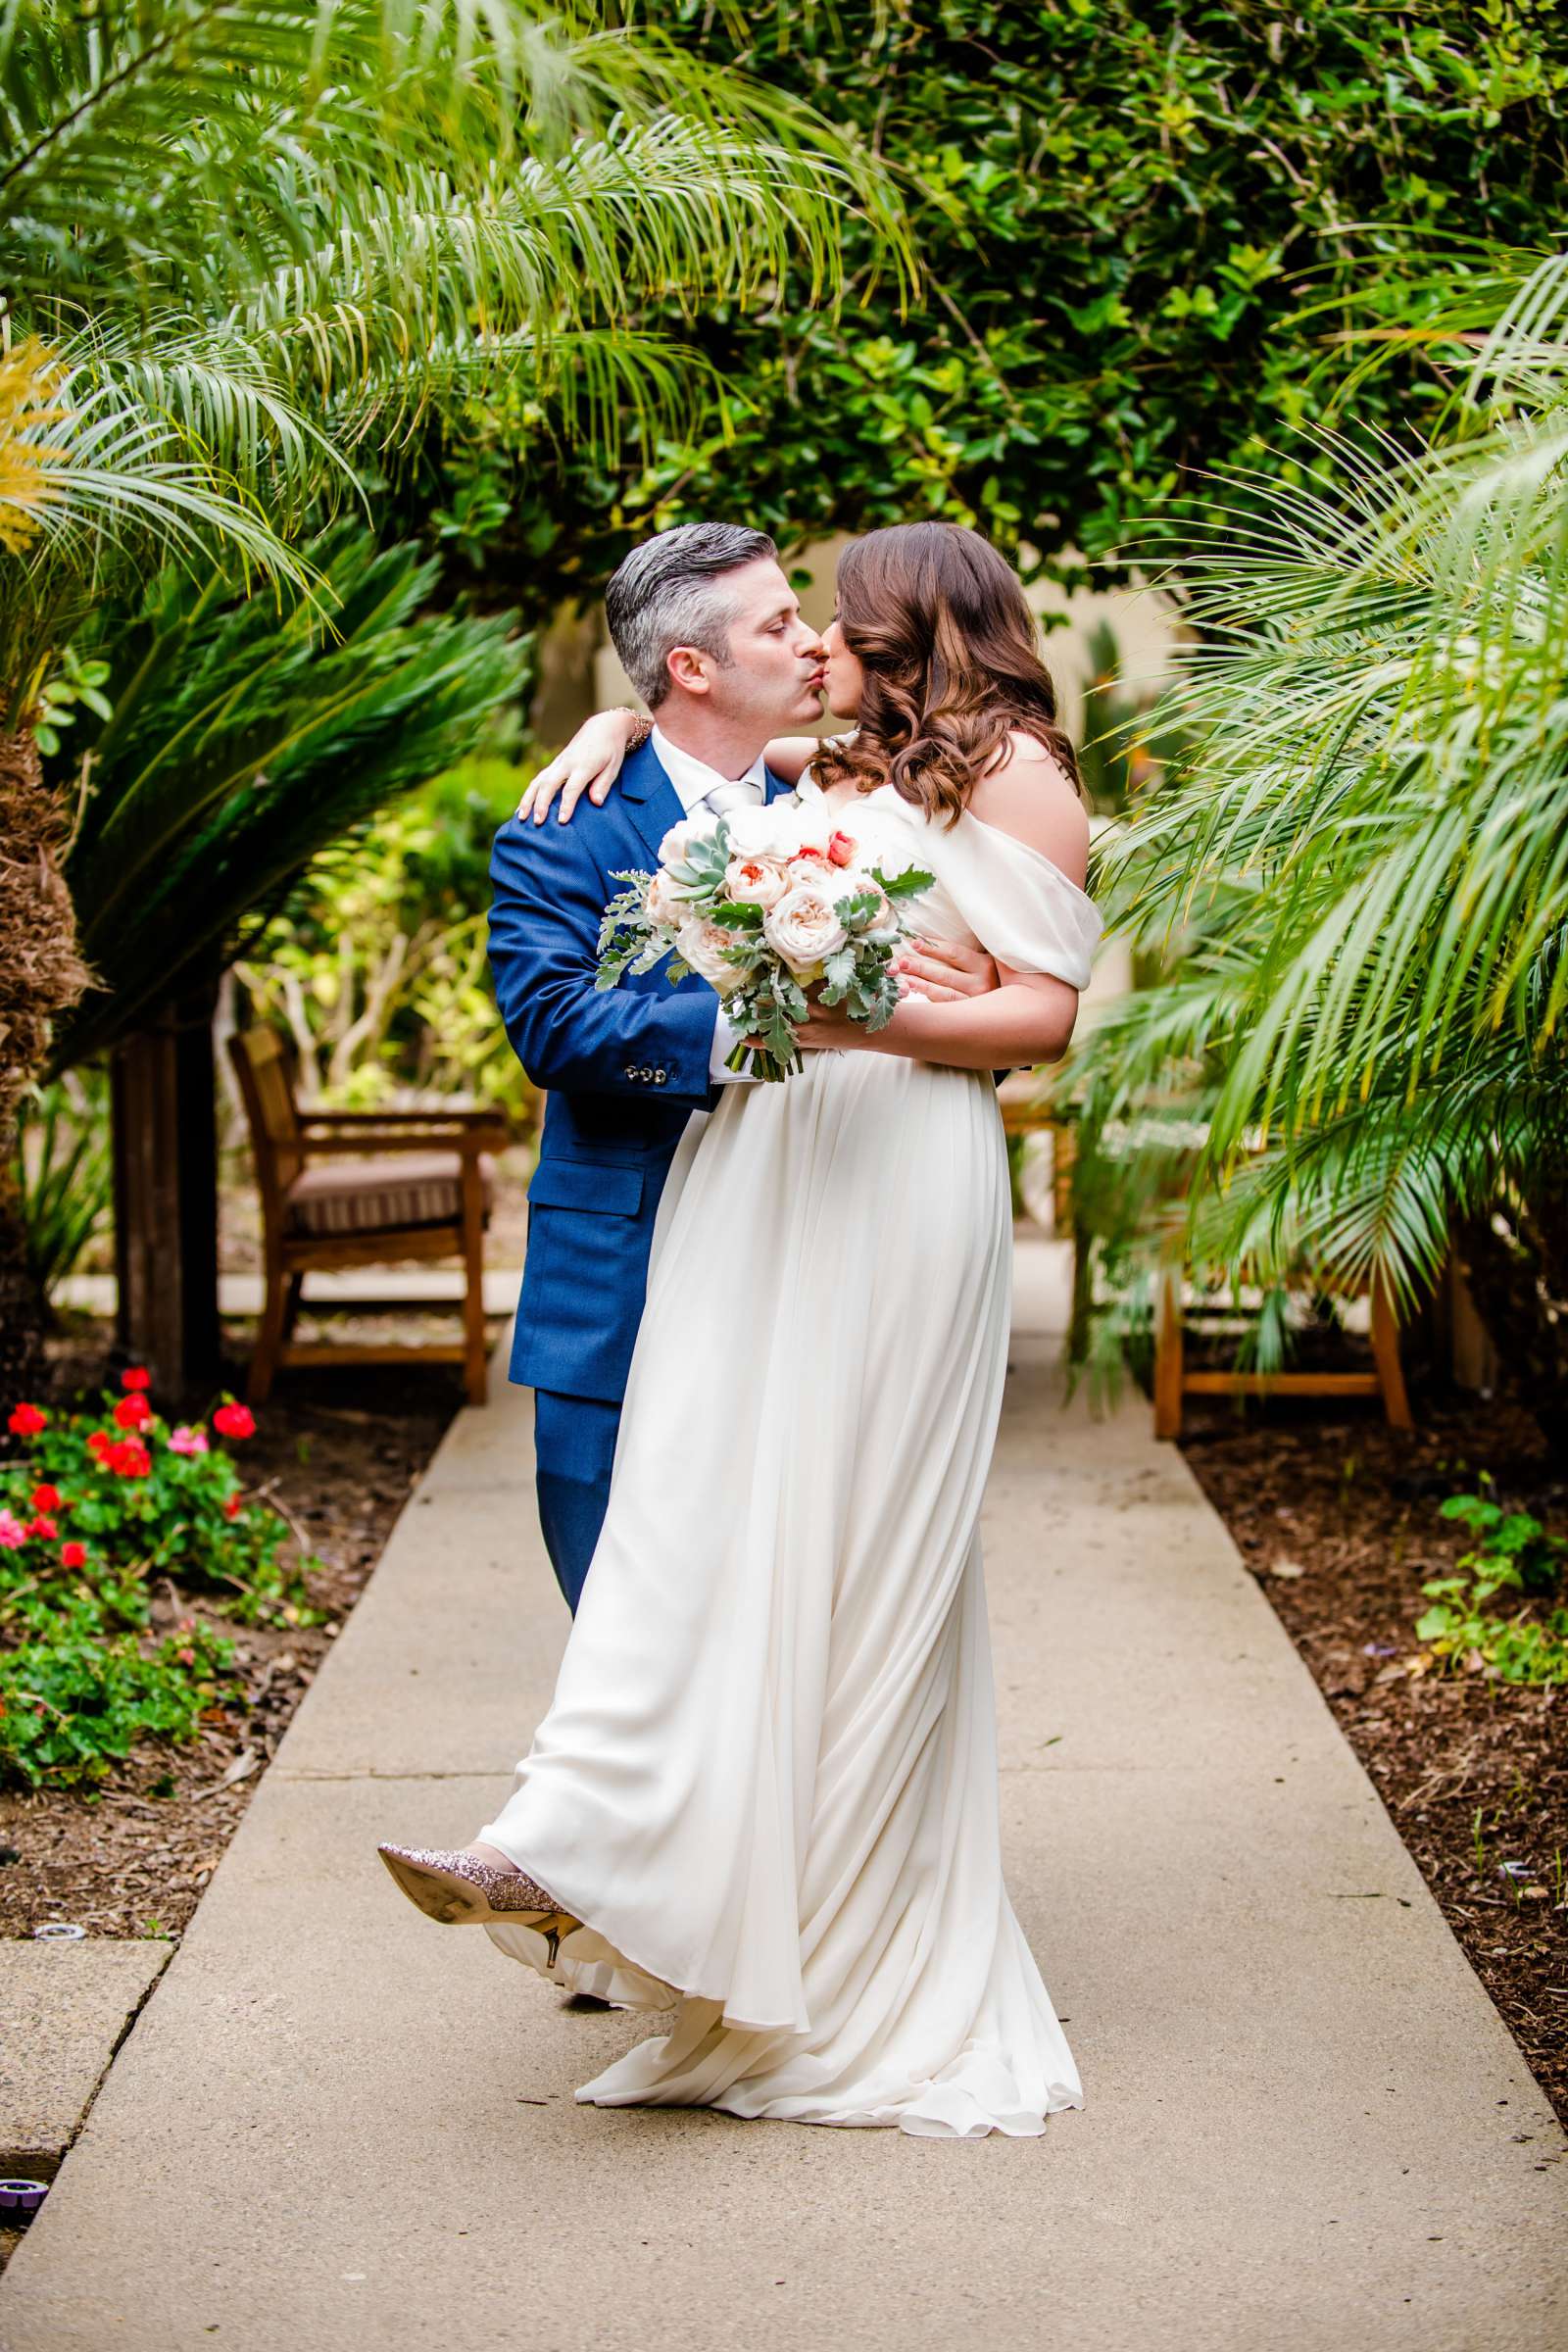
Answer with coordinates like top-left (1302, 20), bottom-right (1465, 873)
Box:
top-left (619, 737), bottom-right (798, 865)
top-left (619, 739), bottom-right (686, 870)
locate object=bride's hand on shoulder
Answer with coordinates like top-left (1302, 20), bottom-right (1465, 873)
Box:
top-left (516, 710), bottom-right (647, 826)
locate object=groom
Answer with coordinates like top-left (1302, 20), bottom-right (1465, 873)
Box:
top-left (489, 521), bottom-right (991, 1612)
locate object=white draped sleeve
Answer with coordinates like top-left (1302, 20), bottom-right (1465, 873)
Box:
top-left (925, 807), bottom-right (1102, 989)
top-left (797, 769), bottom-right (1103, 989)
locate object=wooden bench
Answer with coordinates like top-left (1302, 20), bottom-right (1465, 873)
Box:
top-left (227, 1027), bottom-right (508, 1407)
top-left (1153, 1259), bottom-right (1413, 1441)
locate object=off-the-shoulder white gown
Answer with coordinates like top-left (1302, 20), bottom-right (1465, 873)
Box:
top-left (475, 773), bottom-right (1102, 2137)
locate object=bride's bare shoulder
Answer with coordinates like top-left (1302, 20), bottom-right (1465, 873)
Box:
top-left (965, 730), bottom-right (1089, 887)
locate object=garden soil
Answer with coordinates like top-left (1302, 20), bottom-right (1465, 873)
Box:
top-left (0, 1326), bottom-right (461, 1940)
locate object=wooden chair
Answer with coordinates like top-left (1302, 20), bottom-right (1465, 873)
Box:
top-left (997, 1072), bottom-right (1075, 1226)
top-left (227, 1028), bottom-right (509, 1408)
top-left (1153, 1256), bottom-right (1413, 1441)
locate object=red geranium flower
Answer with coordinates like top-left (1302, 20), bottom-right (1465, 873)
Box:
top-left (223, 1492), bottom-right (244, 1521)
top-left (121, 1366), bottom-right (152, 1392)
top-left (27, 1513), bottom-right (59, 1541)
top-left (7, 1403), bottom-right (47, 1437)
top-left (113, 1393), bottom-right (153, 1430)
top-left (31, 1484), bottom-right (62, 1513)
top-left (214, 1402), bottom-right (256, 1440)
top-left (61, 1541), bottom-right (88, 1570)
top-left (109, 1438), bottom-right (152, 1479)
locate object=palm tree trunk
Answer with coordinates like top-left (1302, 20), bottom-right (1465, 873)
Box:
top-left (0, 725), bottom-right (90, 1435)
top-left (111, 980), bottom-right (222, 1399)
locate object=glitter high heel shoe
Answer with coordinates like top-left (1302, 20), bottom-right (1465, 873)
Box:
top-left (376, 1843), bottom-right (580, 1964)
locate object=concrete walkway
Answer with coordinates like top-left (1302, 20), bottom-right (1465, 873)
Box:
top-left (3, 1241), bottom-right (1565, 2352)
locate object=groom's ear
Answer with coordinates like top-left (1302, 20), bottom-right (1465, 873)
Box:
top-left (664, 644), bottom-right (713, 698)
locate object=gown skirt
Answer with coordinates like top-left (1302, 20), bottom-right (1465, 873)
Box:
top-left (475, 784), bottom-right (1096, 2137)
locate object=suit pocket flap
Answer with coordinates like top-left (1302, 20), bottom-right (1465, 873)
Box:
top-left (526, 1159), bottom-right (645, 1216)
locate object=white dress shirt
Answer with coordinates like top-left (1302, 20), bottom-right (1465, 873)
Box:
top-left (649, 725), bottom-right (769, 1084)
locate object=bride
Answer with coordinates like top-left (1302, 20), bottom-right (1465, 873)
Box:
top-left (380, 520), bottom-right (1100, 2138)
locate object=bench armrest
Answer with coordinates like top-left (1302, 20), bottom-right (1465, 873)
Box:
top-left (293, 1122), bottom-right (509, 1159)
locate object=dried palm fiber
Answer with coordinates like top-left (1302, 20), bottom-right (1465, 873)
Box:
top-left (0, 728), bottom-right (89, 1134)
top-left (0, 726), bottom-right (90, 1415)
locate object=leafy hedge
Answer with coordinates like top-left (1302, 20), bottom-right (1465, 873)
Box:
top-left (0, 1376), bottom-right (318, 1788)
top-left (393, 0), bottom-right (1568, 611)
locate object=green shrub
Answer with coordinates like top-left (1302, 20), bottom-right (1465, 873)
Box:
top-left (0, 1615), bottom-right (239, 1791)
top-left (0, 1370), bottom-right (322, 1788)
top-left (1416, 1489), bottom-right (1568, 1686)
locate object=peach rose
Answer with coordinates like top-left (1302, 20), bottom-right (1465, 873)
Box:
top-left (645, 867), bottom-right (692, 927)
top-left (723, 853), bottom-right (789, 910)
top-left (676, 915), bottom-right (746, 993)
top-left (763, 885), bottom-right (849, 976)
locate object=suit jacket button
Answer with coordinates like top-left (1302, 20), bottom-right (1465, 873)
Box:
top-left (654, 1069), bottom-right (666, 1084)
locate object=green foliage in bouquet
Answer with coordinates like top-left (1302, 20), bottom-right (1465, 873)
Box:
top-left (0, 1373), bottom-right (321, 1788)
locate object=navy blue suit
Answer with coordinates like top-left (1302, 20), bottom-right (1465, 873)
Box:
top-left (488, 738), bottom-right (794, 1609)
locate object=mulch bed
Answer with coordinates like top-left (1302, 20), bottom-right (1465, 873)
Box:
top-left (1180, 1390), bottom-right (1568, 2130)
top-left (0, 1322), bottom-right (463, 1940)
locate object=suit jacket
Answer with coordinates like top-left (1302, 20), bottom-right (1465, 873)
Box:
top-left (489, 736), bottom-right (795, 1401)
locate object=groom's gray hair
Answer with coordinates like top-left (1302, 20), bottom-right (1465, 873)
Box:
top-left (606, 522), bottom-right (778, 710)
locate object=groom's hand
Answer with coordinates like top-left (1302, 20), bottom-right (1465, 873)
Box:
top-left (894, 936), bottom-right (999, 1002)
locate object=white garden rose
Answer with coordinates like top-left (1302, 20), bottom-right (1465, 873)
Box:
top-left (723, 853), bottom-right (789, 909)
top-left (725, 803), bottom-right (792, 858)
top-left (675, 915), bottom-right (746, 993)
top-left (645, 866), bottom-right (691, 927)
top-left (657, 813), bottom-right (718, 868)
top-left (763, 884), bottom-right (849, 975)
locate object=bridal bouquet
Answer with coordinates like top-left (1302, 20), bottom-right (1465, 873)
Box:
top-left (595, 801), bottom-right (933, 1081)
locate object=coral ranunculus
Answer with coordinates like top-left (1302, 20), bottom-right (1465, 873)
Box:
top-left (114, 1394), bottom-right (153, 1430)
top-left (7, 1404), bottom-right (47, 1438)
top-left (121, 1367), bottom-right (152, 1392)
top-left (30, 1484), bottom-right (62, 1513)
top-left (214, 1402), bottom-right (257, 1440)
top-left (60, 1542), bottom-right (88, 1570)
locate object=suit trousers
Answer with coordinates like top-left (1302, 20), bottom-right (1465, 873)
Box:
top-left (533, 1388), bottom-right (622, 1613)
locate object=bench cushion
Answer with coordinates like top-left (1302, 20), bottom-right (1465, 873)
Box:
top-left (284, 1150), bottom-right (496, 1238)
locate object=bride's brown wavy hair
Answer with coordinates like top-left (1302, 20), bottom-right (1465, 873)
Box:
top-left (814, 520), bottom-right (1082, 827)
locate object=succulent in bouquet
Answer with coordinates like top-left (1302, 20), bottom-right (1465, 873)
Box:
top-left (596, 803), bottom-right (933, 1081)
